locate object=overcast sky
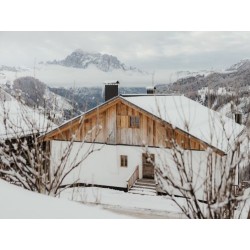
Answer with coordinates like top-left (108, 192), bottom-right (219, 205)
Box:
top-left (1, 31), bottom-right (250, 72)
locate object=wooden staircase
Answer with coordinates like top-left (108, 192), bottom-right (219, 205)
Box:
top-left (128, 178), bottom-right (157, 196)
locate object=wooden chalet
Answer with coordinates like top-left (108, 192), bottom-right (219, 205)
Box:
top-left (41, 83), bottom-right (245, 198)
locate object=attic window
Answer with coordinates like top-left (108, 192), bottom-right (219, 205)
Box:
top-left (120, 155), bottom-right (128, 167)
top-left (129, 116), bottom-right (140, 128)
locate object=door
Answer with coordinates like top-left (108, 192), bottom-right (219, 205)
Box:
top-left (142, 153), bottom-right (155, 179)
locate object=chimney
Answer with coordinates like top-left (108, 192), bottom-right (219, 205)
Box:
top-left (235, 113), bottom-right (242, 125)
top-left (104, 81), bottom-right (119, 102)
top-left (146, 86), bottom-right (156, 94)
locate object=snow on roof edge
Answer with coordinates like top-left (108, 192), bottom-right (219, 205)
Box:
top-left (41, 94), bottom-right (246, 153)
top-left (121, 95), bottom-right (246, 153)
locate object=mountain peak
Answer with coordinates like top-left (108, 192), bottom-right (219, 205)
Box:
top-left (46, 50), bottom-right (144, 73)
top-left (72, 49), bottom-right (101, 57)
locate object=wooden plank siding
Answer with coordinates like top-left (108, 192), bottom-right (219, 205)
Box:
top-left (41, 97), bottom-right (225, 155)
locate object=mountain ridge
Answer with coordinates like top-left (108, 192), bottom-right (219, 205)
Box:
top-left (45, 49), bottom-right (146, 74)
top-left (157, 59), bottom-right (250, 125)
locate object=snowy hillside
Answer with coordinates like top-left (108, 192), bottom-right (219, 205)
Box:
top-left (1, 76), bottom-right (74, 124)
top-left (0, 87), bottom-right (55, 138)
top-left (158, 59), bottom-right (250, 126)
top-left (0, 179), bottom-right (129, 218)
top-left (225, 59), bottom-right (250, 72)
top-left (175, 69), bottom-right (215, 78)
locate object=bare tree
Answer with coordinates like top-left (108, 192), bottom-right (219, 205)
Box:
top-left (0, 89), bottom-right (104, 197)
top-left (147, 97), bottom-right (250, 218)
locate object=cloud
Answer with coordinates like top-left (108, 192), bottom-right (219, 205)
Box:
top-left (1, 31), bottom-right (250, 72)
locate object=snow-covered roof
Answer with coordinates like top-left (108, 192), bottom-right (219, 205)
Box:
top-left (0, 88), bottom-right (54, 139)
top-left (121, 95), bottom-right (245, 153)
top-left (43, 94), bottom-right (245, 153)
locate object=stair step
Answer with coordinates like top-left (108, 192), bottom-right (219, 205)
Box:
top-left (128, 178), bottom-right (157, 196)
top-left (136, 179), bottom-right (155, 185)
top-left (137, 178), bottom-right (155, 183)
top-left (133, 184), bottom-right (156, 190)
top-left (129, 189), bottom-right (157, 196)
top-left (134, 182), bottom-right (156, 187)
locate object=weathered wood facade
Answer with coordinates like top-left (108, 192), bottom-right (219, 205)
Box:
top-left (43, 97), bottom-right (223, 154)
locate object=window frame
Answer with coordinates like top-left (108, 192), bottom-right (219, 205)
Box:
top-left (129, 115), bottom-right (140, 128)
top-left (120, 155), bottom-right (128, 167)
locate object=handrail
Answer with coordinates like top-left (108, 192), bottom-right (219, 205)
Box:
top-left (126, 165), bottom-right (139, 191)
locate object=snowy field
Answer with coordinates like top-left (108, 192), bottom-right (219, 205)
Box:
top-left (0, 178), bottom-right (186, 218)
top-left (60, 186), bottom-right (186, 219)
top-left (0, 179), bottom-right (186, 218)
top-left (2, 178), bottom-right (248, 219)
top-left (61, 186), bottom-right (250, 219)
top-left (0, 179), bottom-right (131, 219)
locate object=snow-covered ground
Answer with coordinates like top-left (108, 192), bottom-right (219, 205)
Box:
top-left (0, 178), bottom-right (186, 218)
top-left (0, 179), bottom-right (131, 218)
top-left (1, 178), bottom-right (249, 219)
top-left (61, 186), bottom-right (250, 219)
top-left (60, 186), bottom-right (186, 218)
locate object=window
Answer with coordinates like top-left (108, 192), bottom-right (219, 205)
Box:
top-left (120, 155), bottom-right (128, 167)
top-left (129, 116), bottom-right (140, 128)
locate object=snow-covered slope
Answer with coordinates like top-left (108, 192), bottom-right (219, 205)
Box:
top-left (1, 75), bottom-right (73, 110)
top-left (225, 59), bottom-right (250, 72)
top-left (1, 76), bottom-right (74, 124)
top-left (44, 87), bottom-right (73, 110)
top-left (61, 186), bottom-right (185, 218)
top-left (175, 69), bottom-right (215, 78)
top-left (0, 179), bottom-right (129, 218)
top-left (0, 88), bottom-right (55, 138)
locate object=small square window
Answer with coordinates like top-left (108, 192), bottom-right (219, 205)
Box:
top-left (120, 155), bottom-right (128, 167)
top-left (129, 116), bottom-right (140, 128)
